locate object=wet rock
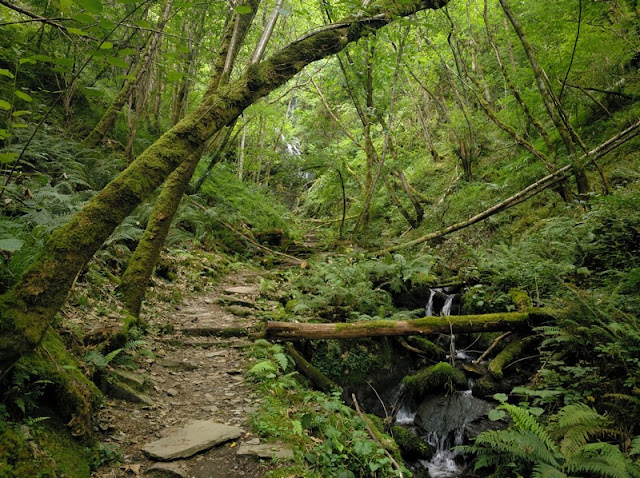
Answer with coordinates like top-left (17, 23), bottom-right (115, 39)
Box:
top-left (224, 305), bottom-right (253, 317)
top-left (236, 443), bottom-right (294, 460)
top-left (415, 391), bottom-right (493, 441)
top-left (216, 295), bottom-right (255, 308)
top-left (143, 420), bottom-right (243, 461)
top-left (146, 462), bottom-right (188, 477)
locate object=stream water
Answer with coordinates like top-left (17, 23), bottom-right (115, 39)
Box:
top-left (395, 287), bottom-right (490, 477)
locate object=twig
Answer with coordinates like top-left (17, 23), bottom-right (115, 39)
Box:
top-left (559, 0), bottom-right (582, 102)
top-left (352, 394), bottom-right (404, 478)
top-left (474, 332), bottom-right (511, 365)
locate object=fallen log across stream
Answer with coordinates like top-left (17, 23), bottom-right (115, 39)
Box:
top-left (264, 309), bottom-right (557, 340)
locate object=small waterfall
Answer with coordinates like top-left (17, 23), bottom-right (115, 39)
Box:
top-left (422, 428), bottom-right (465, 478)
top-left (425, 289), bottom-right (437, 316)
top-left (425, 287), bottom-right (457, 317)
top-left (442, 294), bottom-right (454, 316)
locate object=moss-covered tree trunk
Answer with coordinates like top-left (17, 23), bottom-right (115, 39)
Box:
top-left (117, 148), bottom-right (203, 317)
top-left (83, 0), bottom-right (174, 147)
top-left (117, 1), bottom-right (259, 318)
top-left (264, 309), bottom-right (556, 340)
top-left (0, 0), bottom-right (451, 375)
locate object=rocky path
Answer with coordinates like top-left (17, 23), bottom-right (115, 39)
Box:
top-left (93, 268), bottom-right (290, 478)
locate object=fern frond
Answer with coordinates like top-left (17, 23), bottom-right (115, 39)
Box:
top-left (548, 404), bottom-right (610, 457)
top-left (566, 442), bottom-right (638, 478)
top-left (532, 462), bottom-right (567, 478)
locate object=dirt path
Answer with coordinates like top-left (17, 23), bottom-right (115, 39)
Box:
top-left (93, 268), bottom-right (282, 478)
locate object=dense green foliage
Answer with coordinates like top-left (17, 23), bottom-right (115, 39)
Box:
top-left (1, 0), bottom-right (639, 475)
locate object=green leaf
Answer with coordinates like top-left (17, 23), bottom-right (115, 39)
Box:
top-left (291, 420), bottom-right (302, 436)
top-left (0, 99), bottom-right (11, 110)
top-left (19, 58), bottom-right (37, 65)
top-left (73, 13), bottom-right (95, 24)
top-left (0, 129), bottom-right (9, 140)
top-left (107, 57), bottom-right (129, 68)
top-left (12, 110), bottom-right (31, 117)
top-left (0, 238), bottom-right (24, 252)
top-left (67, 27), bottom-right (89, 36)
top-left (118, 48), bottom-right (137, 56)
top-left (78, 0), bottom-right (103, 14)
top-left (234, 5), bottom-right (252, 14)
top-left (98, 19), bottom-right (115, 29)
top-left (493, 393), bottom-right (508, 402)
top-left (0, 68), bottom-right (15, 79)
top-left (488, 409), bottom-right (507, 421)
top-left (166, 71), bottom-right (184, 82)
top-left (82, 86), bottom-right (104, 97)
top-left (29, 54), bottom-right (54, 63)
top-left (14, 91), bottom-right (33, 102)
top-left (132, 19), bottom-right (152, 29)
top-left (55, 58), bottom-right (75, 67)
top-left (100, 42), bottom-right (113, 50)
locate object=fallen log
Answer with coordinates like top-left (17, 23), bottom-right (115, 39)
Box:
top-left (265, 309), bottom-right (557, 340)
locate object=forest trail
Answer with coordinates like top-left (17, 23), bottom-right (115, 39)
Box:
top-left (93, 267), bottom-right (289, 478)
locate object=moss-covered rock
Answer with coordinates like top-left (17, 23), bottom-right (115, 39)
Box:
top-left (508, 288), bottom-right (532, 310)
top-left (403, 362), bottom-right (467, 397)
top-left (391, 426), bottom-right (435, 461)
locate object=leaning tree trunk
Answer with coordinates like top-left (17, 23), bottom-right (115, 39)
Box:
top-left (117, 148), bottom-right (203, 317)
top-left (117, 0), bottom-right (260, 318)
top-left (83, 0), bottom-right (174, 147)
top-left (0, 0), bottom-right (451, 376)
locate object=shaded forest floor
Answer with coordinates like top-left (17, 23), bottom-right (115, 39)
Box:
top-left (89, 265), bottom-right (290, 478)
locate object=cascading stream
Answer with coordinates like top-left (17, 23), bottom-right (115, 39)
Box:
top-left (394, 287), bottom-right (490, 477)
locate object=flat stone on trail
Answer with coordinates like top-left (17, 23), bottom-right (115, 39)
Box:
top-left (143, 420), bottom-right (242, 461)
top-left (145, 462), bottom-right (187, 477)
top-left (236, 443), bottom-right (294, 460)
top-left (223, 285), bottom-right (258, 295)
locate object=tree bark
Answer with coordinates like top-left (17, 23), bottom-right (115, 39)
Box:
top-left (83, 0), bottom-right (174, 147)
top-left (117, 147), bottom-right (204, 317)
top-left (0, 0), bottom-right (454, 373)
top-left (498, 0), bottom-right (591, 193)
top-left (117, 1), bottom-right (259, 318)
top-left (264, 309), bottom-right (556, 340)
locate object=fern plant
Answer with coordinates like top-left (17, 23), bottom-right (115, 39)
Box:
top-left (461, 400), bottom-right (640, 478)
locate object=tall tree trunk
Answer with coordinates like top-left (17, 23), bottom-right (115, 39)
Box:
top-left (498, 0), bottom-right (591, 194)
top-left (353, 28), bottom-right (407, 235)
top-left (84, 0), bottom-right (174, 147)
top-left (0, 0), bottom-right (451, 376)
top-left (171, 8), bottom-right (208, 125)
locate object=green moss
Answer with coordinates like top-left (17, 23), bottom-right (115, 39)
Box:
top-left (392, 426), bottom-right (435, 461)
top-left (403, 362), bottom-right (467, 397)
top-left (364, 414), bottom-right (402, 464)
top-left (311, 339), bottom-right (392, 385)
top-left (0, 419), bottom-right (91, 478)
top-left (508, 288), bottom-right (532, 310)
top-left (406, 337), bottom-right (447, 360)
top-left (488, 335), bottom-right (538, 379)
top-left (16, 329), bottom-right (101, 437)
